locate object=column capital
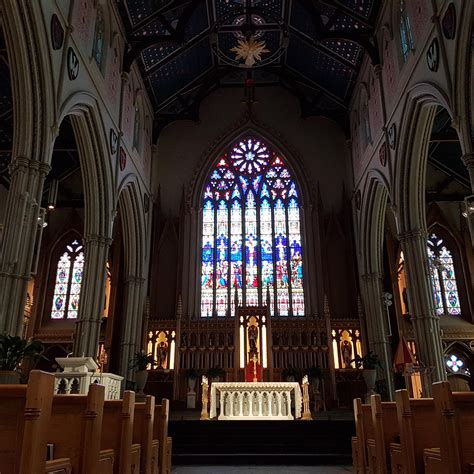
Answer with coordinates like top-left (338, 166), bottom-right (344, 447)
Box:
top-left (8, 157), bottom-right (51, 178)
top-left (462, 153), bottom-right (474, 170)
top-left (361, 271), bottom-right (383, 282)
top-left (84, 234), bottom-right (113, 246)
top-left (397, 228), bottom-right (427, 243)
top-left (123, 275), bottom-right (145, 286)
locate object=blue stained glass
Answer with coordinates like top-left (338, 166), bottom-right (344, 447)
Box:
top-left (201, 136), bottom-right (305, 317)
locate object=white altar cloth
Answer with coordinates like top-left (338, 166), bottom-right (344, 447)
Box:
top-left (210, 382), bottom-right (302, 420)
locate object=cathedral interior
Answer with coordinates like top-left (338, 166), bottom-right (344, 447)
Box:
top-left (0, 0), bottom-right (474, 471)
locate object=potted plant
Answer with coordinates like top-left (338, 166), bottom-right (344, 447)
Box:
top-left (352, 351), bottom-right (382, 397)
top-left (206, 366), bottom-right (225, 382)
top-left (0, 334), bottom-right (44, 384)
top-left (281, 367), bottom-right (299, 382)
top-left (130, 351), bottom-right (155, 396)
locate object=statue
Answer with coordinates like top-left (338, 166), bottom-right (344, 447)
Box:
top-left (248, 325), bottom-right (258, 355)
top-left (341, 340), bottom-right (352, 368)
top-left (158, 341), bottom-right (168, 369)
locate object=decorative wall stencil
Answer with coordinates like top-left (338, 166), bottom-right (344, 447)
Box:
top-left (119, 146), bottom-right (127, 171)
top-left (355, 190), bottom-right (361, 210)
top-left (426, 38), bottom-right (440, 72)
top-left (67, 47), bottom-right (79, 80)
top-left (51, 14), bottom-right (65, 50)
top-left (388, 124), bottom-right (397, 150)
top-left (144, 194), bottom-right (150, 213)
top-left (109, 129), bottom-right (118, 155)
top-left (442, 3), bottom-right (456, 40)
top-left (379, 142), bottom-right (388, 167)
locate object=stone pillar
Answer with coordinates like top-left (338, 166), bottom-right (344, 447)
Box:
top-left (74, 234), bottom-right (112, 358)
top-left (0, 157), bottom-right (50, 335)
top-left (461, 154), bottom-right (474, 247)
top-left (398, 229), bottom-right (446, 394)
top-left (119, 275), bottom-right (146, 383)
top-left (361, 273), bottom-right (394, 400)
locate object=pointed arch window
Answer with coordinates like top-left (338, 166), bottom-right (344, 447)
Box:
top-left (92, 5), bottom-right (105, 68)
top-left (427, 233), bottom-right (461, 316)
top-left (399, 0), bottom-right (414, 62)
top-left (360, 96), bottom-right (371, 149)
top-left (200, 136), bottom-right (305, 317)
top-left (51, 240), bottom-right (84, 319)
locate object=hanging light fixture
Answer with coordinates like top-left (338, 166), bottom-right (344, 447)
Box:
top-left (47, 179), bottom-right (59, 210)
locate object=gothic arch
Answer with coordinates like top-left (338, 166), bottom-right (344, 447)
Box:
top-left (394, 82), bottom-right (453, 233)
top-left (186, 126), bottom-right (319, 318)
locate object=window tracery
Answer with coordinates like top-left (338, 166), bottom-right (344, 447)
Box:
top-left (399, 0), bottom-right (414, 62)
top-left (51, 240), bottom-right (84, 320)
top-left (427, 233), bottom-right (461, 316)
top-left (200, 136), bottom-right (304, 317)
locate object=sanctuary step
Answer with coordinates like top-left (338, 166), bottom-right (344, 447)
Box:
top-left (169, 419), bottom-right (354, 465)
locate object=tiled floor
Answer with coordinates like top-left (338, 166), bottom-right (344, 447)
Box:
top-left (172, 466), bottom-right (352, 473)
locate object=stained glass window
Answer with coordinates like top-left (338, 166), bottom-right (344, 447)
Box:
top-left (200, 136), bottom-right (305, 317)
top-left (427, 233), bottom-right (461, 316)
top-left (51, 240), bottom-right (84, 319)
top-left (92, 6), bottom-right (105, 68)
top-left (399, 0), bottom-right (414, 62)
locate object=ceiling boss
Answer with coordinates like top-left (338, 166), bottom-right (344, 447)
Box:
top-left (211, 1), bottom-right (289, 68)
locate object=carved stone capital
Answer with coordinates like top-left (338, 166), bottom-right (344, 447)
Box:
top-left (397, 228), bottom-right (427, 244)
top-left (462, 153), bottom-right (474, 170)
top-left (84, 234), bottom-right (113, 247)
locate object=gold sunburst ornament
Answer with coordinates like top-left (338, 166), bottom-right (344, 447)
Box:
top-left (231, 35), bottom-right (270, 67)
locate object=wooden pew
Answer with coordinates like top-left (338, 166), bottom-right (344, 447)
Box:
top-left (352, 397), bottom-right (373, 474)
top-left (424, 381), bottom-right (474, 474)
top-left (366, 394), bottom-right (398, 474)
top-left (389, 390), bottom-right (438, 473)
top-left (45, 383), bottom-right (106, 473)
top-left (133, 395), bottom-right (159, 474)
top-left (154, 398), bottom-right (172, 474)
top-left (0, 370), bottom-right (58, 474)
top-left (102, 390), bottom-right (141, 474)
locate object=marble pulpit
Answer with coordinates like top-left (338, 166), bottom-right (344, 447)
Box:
top-left (210, 382), bottom-right (302, 420)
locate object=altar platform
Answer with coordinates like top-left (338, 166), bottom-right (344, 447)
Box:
top-left (168, 419), bottom-right (355, 466)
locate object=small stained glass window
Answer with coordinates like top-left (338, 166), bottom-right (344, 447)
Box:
top-left (92, 6), bottom-right (105, 68)
top-left (51, 240), bottom-right (84, 319)
top-left (446, 354), bottom-right (463, 373)
top-left (399, 0), bottom-right (414, 62)
top-left (427, 233), bottom-right (461, 316)
top-left (200, 136), bottom-right (304, 317)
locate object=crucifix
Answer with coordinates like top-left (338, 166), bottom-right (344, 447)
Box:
top-left (242, 72), bottom-right (257, 117)
top-left (251, 353), bottom-right (258, 383)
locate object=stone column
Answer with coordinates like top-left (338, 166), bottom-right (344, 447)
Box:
top-left (119, 275), bottom-right (146, 383)
top-left (0, 157), bottom-right (50, 335)
top-left (361, 272), bottom-right (394, 400)
top-left (398, 229), bottom-right (446, 394)
top-left (74, 234), bottom-right (112, 357)
top-left (461, 154), bottom-right (474, 247)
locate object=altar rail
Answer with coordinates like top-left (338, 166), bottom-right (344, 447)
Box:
top-left (54, 372), bottom-right (123, 400)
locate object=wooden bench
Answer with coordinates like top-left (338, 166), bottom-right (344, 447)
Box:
top-left (352, 397), bottom-right (373, 473)
top-left (366, 395), bottom-right (398, 474)
top-left (133, 395), bottom-right (159, 474)
top-left (45, 383), bottom-right (106, 473)
top-left (102, 390), bottom-right (141, 474)
top-left (154, 399), bottom-right (172, 474)
top-left (0, 370), bottom-right (58, 474)
top-left (424, 381), bottom-right (474, 474)
top-left (389, 390), bottom-right (438, 473)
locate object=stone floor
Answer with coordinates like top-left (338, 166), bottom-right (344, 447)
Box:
top-left (172, 466), bottom-right (352, 473)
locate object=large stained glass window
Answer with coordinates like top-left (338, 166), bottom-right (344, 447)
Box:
top-left (92, 5), bottom-right (105, 68)
top-left (200, 136), bottom-right (304, 317)
top-left (427, 233), bottom-right (461, 316)
top-left (51, 240), bottom-right (84, 319)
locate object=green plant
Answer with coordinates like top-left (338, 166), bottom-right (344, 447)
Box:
top-left (0, 334), bottom-right (44, 371)
top-left (306, 366), bottom-right (323, 380)
top-left (351, 351), bottom-right (382, 370)
top-left (184, 368), bottom-right (200, 379)
top-left (130, 352), bottom-right (155, 371)
top-left (206, 366), bottom-right (225, 379)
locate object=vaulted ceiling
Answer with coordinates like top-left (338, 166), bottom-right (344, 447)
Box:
top-left (117, 0), bottom-right (382, 133)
